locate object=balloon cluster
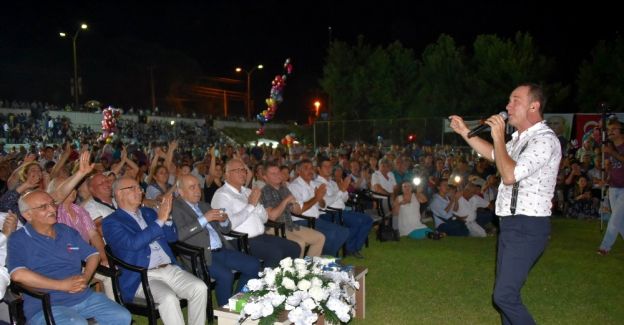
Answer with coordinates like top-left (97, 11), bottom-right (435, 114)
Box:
top-left (280, 133), bottom-right (297, 149)
top-left (256, 58), bottom-right (293, 135)
top-left (99, 106), bottom-right (121, 143)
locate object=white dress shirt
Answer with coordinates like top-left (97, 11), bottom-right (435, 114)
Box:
top-left (371, 170), bottom-right (397, 195)
top-left (288, 176), bottom-right (320, 219)
top-left (315, 176), bottom-right (348, 209)
top-left (83, 198), bottom-right (116, 221)
top-left (211, 182), bottom-right (268, 238)
top-left (494, 121), bottom-right (562, 217)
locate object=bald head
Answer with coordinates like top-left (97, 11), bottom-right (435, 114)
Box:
top-left (88, 173), bottom-right (112, 201)
top-left (177, 174), bottom-right (202, 204)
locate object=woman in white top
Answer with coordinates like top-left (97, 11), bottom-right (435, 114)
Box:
top-left (392, 181), bottom-right (431, 238)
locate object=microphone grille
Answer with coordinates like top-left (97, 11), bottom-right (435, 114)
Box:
top-left (499, 111), bottom-right (508, 120)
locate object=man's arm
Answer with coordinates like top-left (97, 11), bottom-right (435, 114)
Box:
top-left (50, 151), bottom-right (94, 203)
top-left (264, 194), bottom-right (296, 221)
top-left (82, 252), bottom-right (100, 281)
top-left (11, 268), bottom-right (88, 293)
top-left (448, 115), bottom-right (496, 161)
top-left (88, 230), bottom-right (109, 266)
top-left (102, 212), bottom-right (166, 251)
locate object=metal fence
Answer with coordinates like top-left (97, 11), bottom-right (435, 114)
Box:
top-left (312, 117), bottom-right (447, 147)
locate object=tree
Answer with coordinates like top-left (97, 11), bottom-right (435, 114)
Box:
top-left (412, 34), bottom-right (471, 117)
top-left (470, 32), bottom-right (558, 113)
top-left (577, 36), bottom-right (624, 112)
top-left (320, 39), bottom-right (363, 120)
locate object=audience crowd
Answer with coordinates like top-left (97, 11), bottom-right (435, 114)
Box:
top-left (0, 108), bottom-right (613, 324)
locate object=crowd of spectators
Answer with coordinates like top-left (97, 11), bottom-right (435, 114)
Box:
top-left (0, 106), bottom-right (613, 323)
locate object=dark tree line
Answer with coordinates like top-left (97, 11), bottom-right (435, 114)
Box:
top-left (320, 33), bottom-right (624, 120)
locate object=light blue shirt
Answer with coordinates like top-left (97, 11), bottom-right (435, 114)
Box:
top-left (123, 209), bottom-right (171, 268)
top-left (186, 202), bottom-right (223, 250)
top-left (430, 193), bottom-right (455, 228)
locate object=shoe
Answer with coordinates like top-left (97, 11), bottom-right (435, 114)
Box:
top-left (346, 251), bottom-right (364, 259)
top-left (596, 249), bottom-right (609, 256)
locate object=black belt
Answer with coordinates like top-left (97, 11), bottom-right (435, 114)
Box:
top-left (150, 263), bottom-right (171, 270)
top-left (211, 248), bottom-right (222, 253)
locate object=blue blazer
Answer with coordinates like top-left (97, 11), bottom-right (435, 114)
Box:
top-left (102, 207), bottom-right (178, 303)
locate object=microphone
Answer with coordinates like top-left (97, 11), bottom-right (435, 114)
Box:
top-left (467, 111), bottom-right (508, 138)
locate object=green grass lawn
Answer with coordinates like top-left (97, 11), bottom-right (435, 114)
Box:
top-left (133, 218), bottom-right (624, 324)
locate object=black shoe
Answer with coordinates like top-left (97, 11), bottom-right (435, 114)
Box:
top-left (352, 251), bottom-right (364, 259)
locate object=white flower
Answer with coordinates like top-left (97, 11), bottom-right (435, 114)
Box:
top-left (297, 279), bottom-right (311, 291)
top-left (246, 278), bottom-right (264, 291)
top-left (285, 290), bottom-right (307, 309)
top-left (301, 297), bottom-right (317, 311)
top-left (243, 301), bottom-right (263, 319)
top-left (294, 258), bottom-right (307, 268)
top-left (288, 306), bottom-right (318, 325)
top-left (282, 277), bottom-right (297, 290)
top-left (310, 277), bottom-right (323, 288)
top-left (297, 269), bottom-right (310, 278)
top-left (326, 297), bottom-right (351, 323)
top-left (261, 300), bottom-right (274, 317)
top-left (282, 266), bottom-right (296, 275)
top-left (268, 292), bottom-right (286, 307)
top-left (308, 285), bottom-right (328, 302)
top-left (264, 269), bottom-right (277, 287)
top-left (280, 257), bottom-right (293, 268)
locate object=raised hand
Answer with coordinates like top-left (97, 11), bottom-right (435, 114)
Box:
top-left (314, 183), bottom-right (327, 200)
top-left (157, 193), bottom-right (173, 222)
top-left (2, 211), bottom-right (18, 237)
top-left (339, 175), bottom-right (352, 191)
top-left (77, 151), bottom-right (94, 175)
top-left (248, 187), bottom-right (262, 206)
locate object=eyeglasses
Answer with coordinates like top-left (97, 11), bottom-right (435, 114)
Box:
top-left (26, 201), bottom-right (57, 212)
top-left (119, 185), bottom-right (143, 192)
top-left (228, 168), bottom-right (248, 174)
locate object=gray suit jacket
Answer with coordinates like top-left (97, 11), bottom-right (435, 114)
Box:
top-left (171, 197), bottom-right (233, 265)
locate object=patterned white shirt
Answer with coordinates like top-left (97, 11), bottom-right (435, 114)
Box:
top-left (495, 121), bottom-right (562, 217)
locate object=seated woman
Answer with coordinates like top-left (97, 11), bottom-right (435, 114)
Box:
top-left (567, 175), bottom-right (599, 219)
top-left (392, 181), bottom-right (432, 239)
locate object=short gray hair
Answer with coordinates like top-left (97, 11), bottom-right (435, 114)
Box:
top-left (111, 177), bottom-right (134, 200)
top-left (18, 190), bottom-right (45, 214)
top-left (17, 194), bottom-right (31, 214)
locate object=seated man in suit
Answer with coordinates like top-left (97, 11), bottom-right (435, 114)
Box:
top-left (172, 174), bottom-right (260, 307)
top-left (102, 177), bottom-right (207, 325)
top-left (8, 190), bottom-right (131, 325)
top-left (211, 159), bottom-right (300, 268)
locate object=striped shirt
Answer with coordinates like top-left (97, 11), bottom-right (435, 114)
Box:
top-left (57, 203), bottom-right (96, 243)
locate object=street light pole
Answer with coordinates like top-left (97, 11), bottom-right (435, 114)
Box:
top-left (236, 64), bottom-right (263, 120)
top-left (60, 23), bottom-right (87, 110)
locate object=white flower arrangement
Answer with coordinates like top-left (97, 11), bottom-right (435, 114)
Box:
top-left (237, 256), bottom-right (360, 325)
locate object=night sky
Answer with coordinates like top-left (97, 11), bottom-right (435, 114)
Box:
top-left (1, 0), bottom-right (622, 120)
